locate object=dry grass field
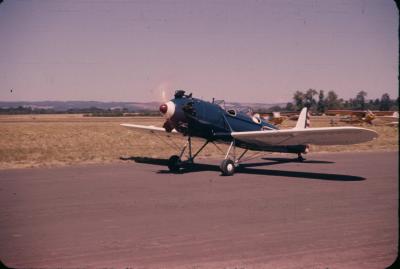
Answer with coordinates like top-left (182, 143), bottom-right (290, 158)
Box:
top-left (0, 114), bottom-right (398, 169)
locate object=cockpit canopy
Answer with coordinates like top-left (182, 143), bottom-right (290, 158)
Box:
top-left (212, 98), bottom-right (253, 116)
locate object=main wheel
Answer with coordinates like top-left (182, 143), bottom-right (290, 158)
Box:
top-left (168, 155), bottom-right (181, 172)
top-left (220, 159), bottom-right (235, 176)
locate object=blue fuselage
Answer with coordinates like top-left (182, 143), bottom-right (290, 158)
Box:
top-left (167, 96), bottom-right (307, 153)
top-left (181, 97), bottom-right (276, 136)
top-left (171, 98), bottom-right (278, 138)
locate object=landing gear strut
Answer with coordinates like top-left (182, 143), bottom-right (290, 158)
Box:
top-left (220, 139), bottom-right (248, 176)
top-left (167, 137), bottom-right (209, 172)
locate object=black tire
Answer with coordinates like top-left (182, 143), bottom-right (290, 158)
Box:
top-left (220, 159), bottom-right (235, 176)
top-left (297, 155), bottom-right (305, 162)
top-left (168, 155), bottom-right (181, 172)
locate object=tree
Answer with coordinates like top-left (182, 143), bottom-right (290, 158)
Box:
top-left (349, 98), bottom-right (357, 109)
top-left (268, 105), bottom-right (283, 112)
top-left (293, 91), bottom-right (305, 111)
top-left (373, 98), bottom-right (380, 110)
top-left (343, 100), bottom-right (350, 109)
top-left (379, 93), bottom-right (391, 111)
top-left (326, 90), bottom-right (340, 110)
top-left (317, 90), bottom-right (326, 114)
top-left (367, 99), bottom-right (374, 110)
top-left (304, 88), bottom-right (318, 111)
top-left (285, 102), bottom-right (295, 111)
top-left (338, 98), bottom-right (344, 109)
top-left (355, 91), bottom-right (367, 110)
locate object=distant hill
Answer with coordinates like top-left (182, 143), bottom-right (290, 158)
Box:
top-left (0, 101), bottom-right (161, 112)
top-left (0, 100), bottom-right (286, 112)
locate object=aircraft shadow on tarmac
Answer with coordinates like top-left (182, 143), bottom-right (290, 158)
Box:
top-left (122, 156), bottom-right (365, 181)
top-left (261, 157), bottom-right (334, 164)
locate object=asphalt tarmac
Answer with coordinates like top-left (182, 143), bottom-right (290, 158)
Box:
top-left (0, 151), bottom-right (398, 268)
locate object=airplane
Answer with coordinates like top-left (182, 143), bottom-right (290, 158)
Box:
top-left (373, 111), bottom-right (399, 126)
top-left (325, 110), bottom-right (376, 124)
top-left (121, 90), bottom-right (378, 176)
top-left (260, 112), bottom-right (287, 125)
top-left (259, 111), bottom-right (301, 125)
top-left (326, 110), bottom-right (398, 125)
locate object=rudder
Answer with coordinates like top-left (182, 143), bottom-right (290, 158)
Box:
top-left (294, 107), bottom-right (310, 129)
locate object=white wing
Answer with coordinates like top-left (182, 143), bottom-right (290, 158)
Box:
top-left (121, 123), bottom-right (179, 135)
top-left (120, 123), bottom-right (205, 143)
top-left (232, 126), bottom-right (378, 146)
top-left (120, 123), bottom-right (186, 151)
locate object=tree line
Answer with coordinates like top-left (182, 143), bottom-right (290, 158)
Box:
top-left (283, 89), bottom-right (398, 113)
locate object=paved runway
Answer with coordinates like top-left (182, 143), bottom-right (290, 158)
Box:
top-left (0, 151), bottom-right (398, 268)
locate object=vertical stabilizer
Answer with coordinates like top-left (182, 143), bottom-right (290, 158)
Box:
top-left (294, 107), bottom-right (309, 129)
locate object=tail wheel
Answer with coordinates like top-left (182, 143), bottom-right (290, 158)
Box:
top-left (297, 153), bottom-right (305, 162)
top-left (220, 159), bottom-right (235, 176)
top-left (168, 155), bottom-right (181, 172)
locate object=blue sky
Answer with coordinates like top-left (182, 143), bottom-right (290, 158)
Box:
top-left (0, 0), bottom-right (398, 102)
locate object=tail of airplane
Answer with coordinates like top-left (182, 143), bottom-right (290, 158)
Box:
top-left (294, 107), bottom-right (311, 129)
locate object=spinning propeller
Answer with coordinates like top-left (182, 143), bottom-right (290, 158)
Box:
top-left (159, 101), bottom-right (176, 132)
top-left (159, 90), bottom-right (193, 132)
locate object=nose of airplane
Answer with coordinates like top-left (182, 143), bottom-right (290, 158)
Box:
top-left (159, 104), bottom-right (168, 114)
top-left (159, 101), bottom-right (175, 118)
